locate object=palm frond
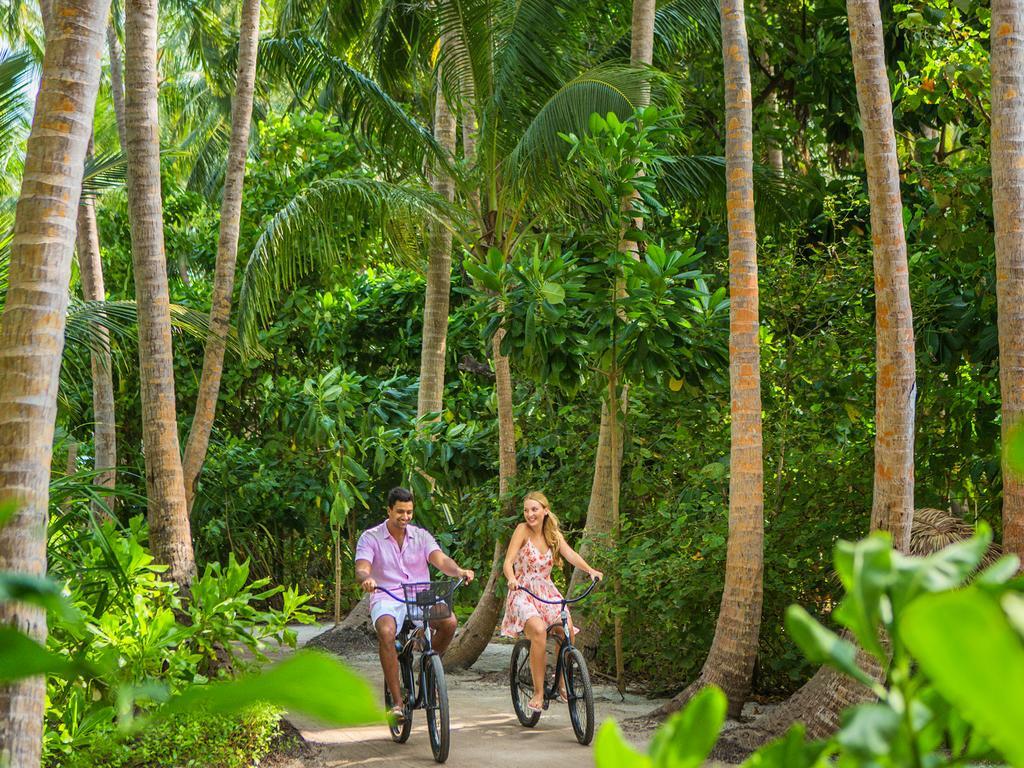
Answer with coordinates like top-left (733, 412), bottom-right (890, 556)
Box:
top-left (81, 151), bottom-right (128, 197)
top-left (236, 176), bottom-right (467, 351)
top-left (504, 64), bottom-right (650, 190)
top-left (259, 36), bottom-right (453, 178)
top-left (360, 0), bottom-right (428, 93)
top-left (597, 0), bottom-right (720, 66)
top-left (0, 47), bottom-right (36, 156)
top-left (659, 155), bottom-right (805, 228)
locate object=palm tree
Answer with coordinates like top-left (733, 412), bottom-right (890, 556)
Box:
top-left (0, 0), bottom-right (112, 762)
top-left (654, 0), bottom-right (764, 719)
top-left (991, 0), bottom-right (1024, 562)
top-left (123, 0), bottom-right (196, 585)
top-left (181, 0), bottom-right (264, 514)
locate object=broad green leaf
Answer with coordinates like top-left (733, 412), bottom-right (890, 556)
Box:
top-left (0, 572), bottom-right (83, 627)
top-left (900, 586), bottom-right (1024, 766)
top-left (785, 605), bottom-right (874, 687)
top-left (888, 524), bottom-right (992, 611)
top-left (0, 500), bottom-right (15, 529)
top-left (0, 626), bottom-right (75, 681)
top-left (540, 281), bottom-right (566, 305)
top-left (164, 651), bottom-right (382, 725)
top-left (976, 555), bottom-right (1022, 586)
top-left (648, 686), bottom-right (727, 768)
top-left (594, 720), bottom-right (652, 768)
top-left (741, 724), bottom-right (830, 768)
top-left (832, 535), bottom-right (894, 661)
top-left (836, 703), bottom-right (901, 758)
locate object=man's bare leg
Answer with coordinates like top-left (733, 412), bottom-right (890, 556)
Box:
top-left (375, 616), bottom-right (403, 708)
top-left (431, 614), bottom-right (458, 655)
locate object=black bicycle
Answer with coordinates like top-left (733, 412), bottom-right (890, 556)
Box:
top-left (509, 577), bottom-right (599, 745)
top-left (375, 579), bottom-right (463, 763)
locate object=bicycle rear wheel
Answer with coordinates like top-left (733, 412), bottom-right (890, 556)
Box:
top-left (564, 647), bottom-right (595, 745)
top-left (510, 639), bottom-right (541, 727)
top-left (424, 653), bottom-right (450, 763)
top-left (384, 656), bottom-right (413, 743)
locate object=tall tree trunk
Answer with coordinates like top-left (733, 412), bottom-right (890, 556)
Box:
top-left (107, 23), bottom-right (128, 152)
top-left (444, 327), bottom-right (517, 668)
top-left (572, 0), bottom-right (655, 663)
top-left (0, 0), bottom-right (110, 762)
top-left (713, 0), bottom-right (915, 740)
top-left (124, 0), bottom-right (195, 585)
top-left (181, 0), bottom-right (262, 514)
top-left (656, 0), bottom-right (763, 719)
top-left (77, 148), bottom-right (117, 516)
top-left (992, 0), bottom-right (1024, 561)
top-left (415, 75), bottom-right (457, 422)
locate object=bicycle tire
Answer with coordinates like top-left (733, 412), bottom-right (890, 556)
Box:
top-left (384, 656), bottom-right (413, 743)
top-left (564, 646), bottom-right (595, 745)
top-left (424, 653), bottom-right (451, 763)
top-left (509, 639), bottom-right (541, 727)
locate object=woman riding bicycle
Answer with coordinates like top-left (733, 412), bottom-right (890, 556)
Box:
top-left (500, 491), bottom-right (603, 713)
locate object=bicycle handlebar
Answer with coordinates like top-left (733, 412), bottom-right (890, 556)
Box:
top-left (374, 578), bottom-right (464, 604)
top-left (515, 576), bottom-right (600, 606)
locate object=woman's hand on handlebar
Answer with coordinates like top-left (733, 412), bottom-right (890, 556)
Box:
top-left (506, 574), bottom-right (519, 590)
top-left (360, 577), bottom-right (377, 594)
top-left (588, 569), bottom-right (604, 582)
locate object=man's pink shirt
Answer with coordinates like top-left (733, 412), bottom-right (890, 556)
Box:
top-left (355, 521), bottom-right (442, 608)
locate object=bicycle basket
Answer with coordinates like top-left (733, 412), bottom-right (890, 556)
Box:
top-left (402, 581), bottom-right (455, 622)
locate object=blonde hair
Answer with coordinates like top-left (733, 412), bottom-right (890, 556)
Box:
top-left (524, 491), bottom-right (563, 567)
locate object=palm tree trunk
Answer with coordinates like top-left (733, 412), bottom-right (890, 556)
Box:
top-left (712, 0), bottom-right (914, 739)
top-left (107, 23), bottom-right (128, 152)
top-left (124, 0), bottom-right (195, 586)
top-left (656, 0), bottom-right (763, 720)
top-left (77, 143), bottom-right (117, 515)
top-left (991, 0), bottom-right (1024, 561)
top-left (415, 75), bottom-right (457, 422)
top-left (444, 327), bottom-right (517, 668)
top-left (0, 0), bottom-right (111, 762)
top-left (181, 0), bottom-right (262, 514)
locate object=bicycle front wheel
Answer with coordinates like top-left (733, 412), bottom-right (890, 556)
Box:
top-left (564, 647), bottom-right (595, 745)
top-left (424, 653), bottom-right (451, 763)
top-left (510, 639), bottom-right (541, 727)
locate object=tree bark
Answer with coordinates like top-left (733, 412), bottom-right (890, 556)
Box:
top-left (124, 0), bottom-right (196, 586)
top-left (443, 328), bottom-right (517, 668)
top-left (712, 0), bottom-right (916, 740)
top-left (656, 0), bottom-right (764, 719)
top-left (107, 23), bottom-right (128, 152)
top-left (991, 0), bottom-right (1024, 561)
top-left (77, 142), bottom-right (117, 517)
top-left (415, 75), bottom-right (457, 422)
top-left (0, 0), bottom-right (110, 762)
top-left (181, 0), bottom-right (262, 514)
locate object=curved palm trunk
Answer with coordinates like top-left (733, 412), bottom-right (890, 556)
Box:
top-left (656, 0), bottom-right (763, 719)
top-left (107, 23), bottom-right (128, 152)
top-left (181, 0), bottom-right (263, 514)
top-left (444, 327), bottom-right (517, 668)
top-left (124, 0), bottom-right (195, 585)
top-left (992, 0), bottom-right (1024, 561)
top-left (77, 149), bottom-right (117, 515)
top-left (0, 0), bottom-right (111, 762)
top-left (716, 0), bottom-right (915, 739)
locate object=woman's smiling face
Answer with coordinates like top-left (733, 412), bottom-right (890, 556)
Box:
top-left (523, 498), bottom-right (546, 529)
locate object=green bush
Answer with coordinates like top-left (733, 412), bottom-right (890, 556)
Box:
top-left (57, 705), bottom-right (282, 768)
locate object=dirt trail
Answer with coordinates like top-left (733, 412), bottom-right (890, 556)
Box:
top-left (274, 626), bottom-right (667, 767)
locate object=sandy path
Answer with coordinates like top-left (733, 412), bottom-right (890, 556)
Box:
top-left (278, 626), bottom-right (667, 767)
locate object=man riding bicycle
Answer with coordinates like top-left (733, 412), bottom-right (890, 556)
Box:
top-left (355, 487), bottom-right (475, 722)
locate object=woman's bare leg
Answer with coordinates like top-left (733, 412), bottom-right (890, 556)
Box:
top-left (524, 617), bottom-right (548, 710)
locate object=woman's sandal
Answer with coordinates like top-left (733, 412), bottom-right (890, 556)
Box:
top-left (527, 697), bottom-right (545, 713)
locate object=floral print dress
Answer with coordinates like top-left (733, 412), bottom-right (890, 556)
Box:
top-left (501, 538), bottom-right (575, 636)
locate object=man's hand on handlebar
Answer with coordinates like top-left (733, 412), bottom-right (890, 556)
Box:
top-left (360, 577), bottom-right (377, 593)
top-left (458, 568), bottom-right (475, 584)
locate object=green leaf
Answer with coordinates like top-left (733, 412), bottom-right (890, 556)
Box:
top-left (540, 281), bottom-right (566, 305)
top-left (163, 650), bottom-right (383, 725)
top-left (888, 524), bottom-right (992, 611)
top-left (0, 626), bottom-right (75, 681)
top-left (740, 724), bottom-right (829, 768)
top-left (0, 572), bottom-right (84, 627)
top-left (832, 534), bottom-right (894, 661)
top-left (899, 586), bottom-right (1024, 766)
top-left (594, 720), bottom-right (653, 768)
top-left (1008, 423), bottom-right (1024, 477)
top-left (836, 703), bottom-right (901, 758)
top-left (648, 686), bottom-right (727, 768)
top-left (0, 500), bottom-right (15, 529)
top-left (784, 606), bottom-right (874, 687)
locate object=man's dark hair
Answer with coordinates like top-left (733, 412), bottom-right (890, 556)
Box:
top-left (387, 487), bottom-right (414, 508)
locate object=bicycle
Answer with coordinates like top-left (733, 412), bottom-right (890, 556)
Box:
top-left (508, 577), bottom-right (599, 745)
top-left (375, 579), bottom-right (463, 763)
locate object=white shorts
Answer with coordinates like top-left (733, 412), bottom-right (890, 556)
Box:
top-left (371, 596), bottom-right (422, 631)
